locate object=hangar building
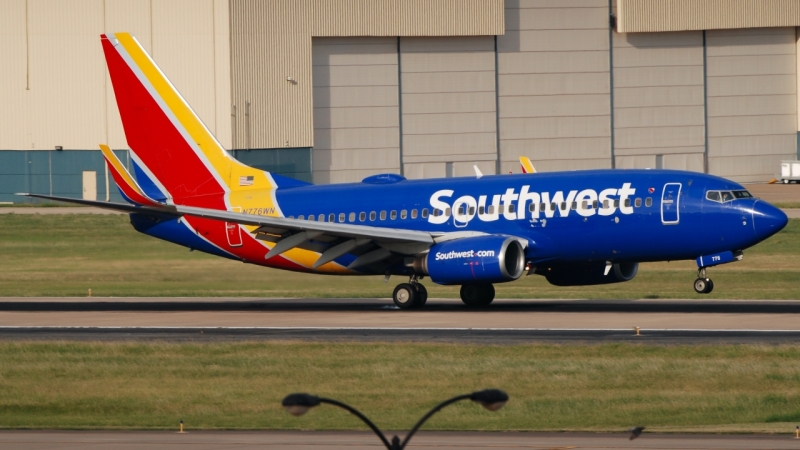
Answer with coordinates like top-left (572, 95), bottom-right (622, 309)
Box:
top-left (2, 0), bottom-right (800, 203)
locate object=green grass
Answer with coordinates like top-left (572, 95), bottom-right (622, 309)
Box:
top-left (773, 202), bottom-right (800, 209)
top-left (0, 342), bottom-right (798, 432)
top-left (1, 215), bottom-right (799, 298)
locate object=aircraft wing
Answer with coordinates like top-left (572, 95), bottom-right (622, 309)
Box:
top-left (18, 193), bottom-right (438, 269)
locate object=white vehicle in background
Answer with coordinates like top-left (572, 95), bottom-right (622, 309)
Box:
top-left (780, 160), bottom-right (800, 184)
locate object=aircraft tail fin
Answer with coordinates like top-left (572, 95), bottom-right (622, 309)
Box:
top-left (101, 32), bottom-right (296, 211)
top-left (520, 156), bottom-right (536, 174)
top-left (100, 144), bottom-right (162, 206)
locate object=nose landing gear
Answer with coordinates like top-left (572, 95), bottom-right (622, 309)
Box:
top-left (392, 275), bottom-right (428, 309)
top-left (693, 268), bottom-right (714, 294)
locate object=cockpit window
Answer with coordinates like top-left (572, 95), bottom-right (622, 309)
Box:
top-left (732, 190), bottom-right (752, 199)
top-left (706, 189), bottom-right (752, 203)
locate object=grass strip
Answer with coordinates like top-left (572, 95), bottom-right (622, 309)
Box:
top-left (0, 342), bottom-right (799, 432)
top-left (1, 215), bottom-right (799, 298)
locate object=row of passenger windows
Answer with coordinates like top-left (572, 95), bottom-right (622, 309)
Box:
top-left (289, 209), bottom-right (430, 223)
top-left (288, 197), bottom-right (654, 223)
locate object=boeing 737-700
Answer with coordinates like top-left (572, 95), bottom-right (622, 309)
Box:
top-left (21, 33), bottom-right (789, 308)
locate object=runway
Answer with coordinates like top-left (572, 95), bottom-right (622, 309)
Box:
top-left (2, 431), bottom-right (799, 449)
top-left (2, 298), bottom-right (799, 343)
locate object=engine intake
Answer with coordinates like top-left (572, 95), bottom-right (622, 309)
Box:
top-left (543, 262), bottom-right (638, 286)
top-left (409, 235), bottom-right (526, 285)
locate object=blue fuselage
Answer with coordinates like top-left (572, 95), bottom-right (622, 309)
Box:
top-left (274, 169), bottom-right (787, 267)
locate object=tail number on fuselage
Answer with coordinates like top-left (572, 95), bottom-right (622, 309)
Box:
top-left (428, 183), bottom-right (636, 224)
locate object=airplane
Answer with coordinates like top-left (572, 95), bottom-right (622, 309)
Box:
top-left (20, 33), bottom-right (789, 309)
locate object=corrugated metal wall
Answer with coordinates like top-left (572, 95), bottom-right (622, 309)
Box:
top-left (311, 37), bottom-right (400, 184)
top-left (228, 0), bottom-right (504, 150)
top-left (706, 27), bottom-right (797, 182)
top-left (496, 0), bottom-right (612, 174)
top-left (618, 0), bottom-right (800, 33)
top-left (613, 31), bottom-right (706, 171)
top-left (0, 0), bottom-right (230, 152)
top-left (311, 0), bottom-right (504, 37)
top-left (401, 36), bottom-right (497, 179)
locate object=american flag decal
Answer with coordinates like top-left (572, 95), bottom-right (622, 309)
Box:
top-left (239, 176), bottom-right (254, 186)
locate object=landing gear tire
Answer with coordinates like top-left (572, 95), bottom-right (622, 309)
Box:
top-left (393, 283), bottom-right (418, 309)
top-left (693, 277), bottom-right (714, 294)
top-left (414, 284), bottom-right (428, 307)
top-left (460, 284), bottom-right (495, 306)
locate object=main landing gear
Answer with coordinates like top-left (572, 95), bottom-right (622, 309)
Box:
top-left (693, 267), bottom-right (714, 294)
top-left (460, 283), bottom-right (495, 307)
top-left (392, 276), bottom-right (428, 309)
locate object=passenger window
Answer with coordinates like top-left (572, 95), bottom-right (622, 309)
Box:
top-left (401, 210), bottom-right (407, 219)
top-left (457, 205), bottom-right (465, 215)
top-left (308, 215), bottom-right (315, 221)
top-left (370, 211), bottom-right (376, 221)
top-left (359, 212), bottom-right (366, 222)
top-left (338, 213), bottom-right (345, 223)
top-left (721, 191), bottom-right (734, 202)
top-left (488, 205), bottom-right (494, 214)
top-left (390, 210), bottom-right (397, 220)
top-left (422, 208), bottom-right (429, 218)
top-left (445, 208), bottom-right (451, 217)
top-left (645, 198), bottom-right (652, 207)
top-left (468, 206), bottom-right (475, 215)
top-left (380, 211), bottom-right (387, 220)
top-left (551, 203), bottom-right (556, 211)
top-left (613, 199), bottom-right (619, 208)
top-left (508, 204), bottom-right (516, 214)
top-left (581, 201), bottom-right (588, 209)
top-left (603, 200), bottom-right (609, 209)
top-left (289, 216), bottom-right (294, 219)
top-left (540, 203), bottom-right (546, 211)
top-left (592, 200), bottom-right (598, 209)
top-left (560, 202), bottom-right (566, 210)
top-left (329, 213), bottom-right (335, 222)
top-left (634, 198), bottom-right (642, 208)
top-left (624, 199), bottom-right (630, 207)
top-left (411, 209), bottom-right (418, 219)
top-left (528, 203), bottom-right (535, 212)
top-left (571, 202), bottom-right (577, 210)
top-left (348, 212), bottom-right (355, 222)
top-left (479, 206), bottom-right (486, 215)
top-left (498, 205), bottom-right (504, 214)
top-left (319, 214), bottom-right (325, 221)
top-left (298, 215), bottom-right (305, 220)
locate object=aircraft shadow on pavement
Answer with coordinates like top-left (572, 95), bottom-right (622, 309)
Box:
top-left (1, 299), bottom-right (798, 314)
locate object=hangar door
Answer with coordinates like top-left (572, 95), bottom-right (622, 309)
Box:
top-left (312, 37), bottom-right (400, 184)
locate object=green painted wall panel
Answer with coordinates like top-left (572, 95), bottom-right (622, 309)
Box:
top-left (0, 147), bottom-right (313, 203)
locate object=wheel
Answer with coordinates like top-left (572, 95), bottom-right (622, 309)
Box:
top-left (693, 277), bottom-right (709, 294)
top-left (414, 284), bottom-right (428, 307)
top-left (393, 283), bottom-right (418, 309)
top-left (704, 279), bottom-right (714, 294)
top-left (460, 284), bottom-right (495, 306)
top-left (480, 284), bottom-right (495, 305)
top-left (783, 179), bottom-right (789, 184)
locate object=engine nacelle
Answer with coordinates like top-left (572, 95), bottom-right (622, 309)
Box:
top-left (543, 262), bottom-right (638, 286)
top-left (409, 235), bottom-right (526, 285)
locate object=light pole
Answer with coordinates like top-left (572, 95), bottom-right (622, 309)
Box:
top-left (282, 389), bottom-right (509, 450)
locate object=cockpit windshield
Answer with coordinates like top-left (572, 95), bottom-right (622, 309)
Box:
top-left (705, 189), bottom-right (752, 203)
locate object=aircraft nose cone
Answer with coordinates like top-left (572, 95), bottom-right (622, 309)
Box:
top-left (752, 200), bottom-right (788, 240)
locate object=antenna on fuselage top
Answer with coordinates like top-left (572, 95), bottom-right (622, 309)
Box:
top-left (474, 165), bottom-right (483, 179)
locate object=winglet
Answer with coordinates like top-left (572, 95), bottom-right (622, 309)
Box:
top-left (520, 156), bottom-right (536, 174)
top-left (100, 144), bottom-right (162, 206)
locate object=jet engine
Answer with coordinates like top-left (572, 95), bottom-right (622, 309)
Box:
top-left (542, 262), bottom-right (638, 286)
top-left (408, 235), bottom-right (526, 285)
